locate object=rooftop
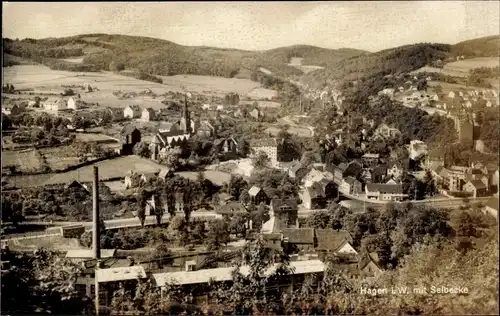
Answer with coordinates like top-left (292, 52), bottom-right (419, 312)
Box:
top-left (315, 229), bottom-right (353, 251)
top-left (248, 186), bottom-right (262, 197)
top-left (250, 138), bottom-right (277, 148)
top-left (96, 266), bottom-right (147, 283)
top-left (366, 183), bottom-right (404, 194)
top-left (153, 259), bottom-right (325, 287)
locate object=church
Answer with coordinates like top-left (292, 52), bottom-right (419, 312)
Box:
top-left (150, 96), bottom-right (198, 161)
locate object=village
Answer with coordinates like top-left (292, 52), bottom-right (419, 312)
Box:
top-left (1, 3), bottom-right (499, 314)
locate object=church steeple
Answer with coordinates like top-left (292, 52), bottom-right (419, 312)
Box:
top-left (182, 94), bottom-right (191, 134)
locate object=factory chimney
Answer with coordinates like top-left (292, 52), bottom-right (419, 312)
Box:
top-left (92, 166), bottom-right (101, 259)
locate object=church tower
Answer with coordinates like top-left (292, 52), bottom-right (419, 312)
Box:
top-left (180, 94), bottom-right (191, 134)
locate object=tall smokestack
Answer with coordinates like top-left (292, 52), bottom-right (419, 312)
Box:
top-left (93, 166), bottom-right (101, 259)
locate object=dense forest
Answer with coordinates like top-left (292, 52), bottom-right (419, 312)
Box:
top-left (451, 35), bottom-right (500, 57)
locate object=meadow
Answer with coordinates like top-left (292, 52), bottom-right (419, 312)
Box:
top-left (412, 57), bottom-right (500, 78)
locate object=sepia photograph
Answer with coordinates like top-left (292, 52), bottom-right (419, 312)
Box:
top-left (1, 1), bottom-right (499, 315)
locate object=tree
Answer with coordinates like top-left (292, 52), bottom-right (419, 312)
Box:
top-left (423, 170), bottom-right (437, 197)
top-left (229, 213), bottom-right (249, 237)
top-left (1, 248), bottom-right (92, 315)
top-left (205, 219), bottom-right (230, 250)
top-left (211, 238), bottom-right (292, 315)
top-left (159, 147), bottom-right (182, 170)
top-left (133, 142), bottom-right (151, 158)
top-left (252, 151), bottom-right (271, 169)
top-left (456, 211), bottom-right (477, 238)
top-left (137, 195), bottom-right (147, 228)
top-left (109, 61), bottom-right (125, 72)
top-left (305, 211), bottom-right (332, 229)
top-left (226, 175), bottom-right (247, 200)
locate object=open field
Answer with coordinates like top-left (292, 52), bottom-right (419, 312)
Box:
top-left (73, 132), bottom-right (120, 143)
top-left (4, 65), bottom-right (264, 109)
top-left (427, 80), bottom-right (498, 95)
top-left (43, 155), bottom-right (167, 185)
top-left (38, 146), bottom-right (83, 171)
top-left (413, 57), bottom-right (500, 78)
top-left (444, 57), bottom-right (499, 75)
top-left (2, 149), bottom-right (45, 173)
top-left (246, 87), bottom-right (278, 100)
top-left (5, 155), bottom-right (232, 188)
top-left (158, 74), bottom-right (260, 96)
top-left (238, 100), bottom-right (282, 108)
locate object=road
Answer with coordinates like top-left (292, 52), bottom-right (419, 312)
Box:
top-left (8, 197), bottom-right (488, 233)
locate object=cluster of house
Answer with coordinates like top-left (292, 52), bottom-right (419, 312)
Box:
top-left (428, 161), bottom-right (499, 198)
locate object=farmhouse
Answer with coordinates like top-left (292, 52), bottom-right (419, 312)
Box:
top-left (124, 105), bottom-right (142, 119)
top-left (141, 108), bottom-right (156, 122)
top-left (43, 97), bottom-right (67, 111)
top-left (248, 186), bottom-right (269, 205)
top-left (250, 138), bottom-right (278, 167)
top-left (365, 183), bottom-right (407, 201)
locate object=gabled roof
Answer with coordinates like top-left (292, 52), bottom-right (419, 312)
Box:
top-left (153, 260), bottom-right (325, 287)
top-left (158, 168), bottom-right (173, 179)
top-left (366, 183), bottom-right (404, 194)
top-left (467, 180), bottom-right (486, 190)
top-left (96, 266), bottom-right (147, 283)
top-left (248, 186), bottom-right (262, 197)
top-left (315, 229), bottom-right (353, 251)
top-left (358, 252), bottom-right (381, 271)
top-left (142, 107), bottom-right (155, 114)
top-left (271, 198), bottom-right (298, 211)
top-left (306, 182), bottom-right (325, 199)
top-left (217, 202), bottom-right (247, 214)
top-left (289, 161), bottom-right (304, 173)
top-left (250, 138), bottom-right (277, 147)
top-left (282, 228), bottom-right (315, 244)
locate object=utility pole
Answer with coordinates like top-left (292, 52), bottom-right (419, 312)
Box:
top-left (92, 166), bottom-right (101, 315)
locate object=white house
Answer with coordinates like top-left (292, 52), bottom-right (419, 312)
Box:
top-left (124, 105), bottom-right (142, 119)
top-left (448, 91), bottom-right (456, 99)
top-left (67, 96), bottom-right (81, 110)
top-left (43, 97), bottom-right (67, 111)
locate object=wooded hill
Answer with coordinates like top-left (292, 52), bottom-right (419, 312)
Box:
top-left (2, 34), bottom-right (366, 79)
top-left (302, 35), bottom-right (500, 89)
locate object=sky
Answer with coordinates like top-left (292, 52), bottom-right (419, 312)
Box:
top-left (3, 1), bottom-right (499, 52)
